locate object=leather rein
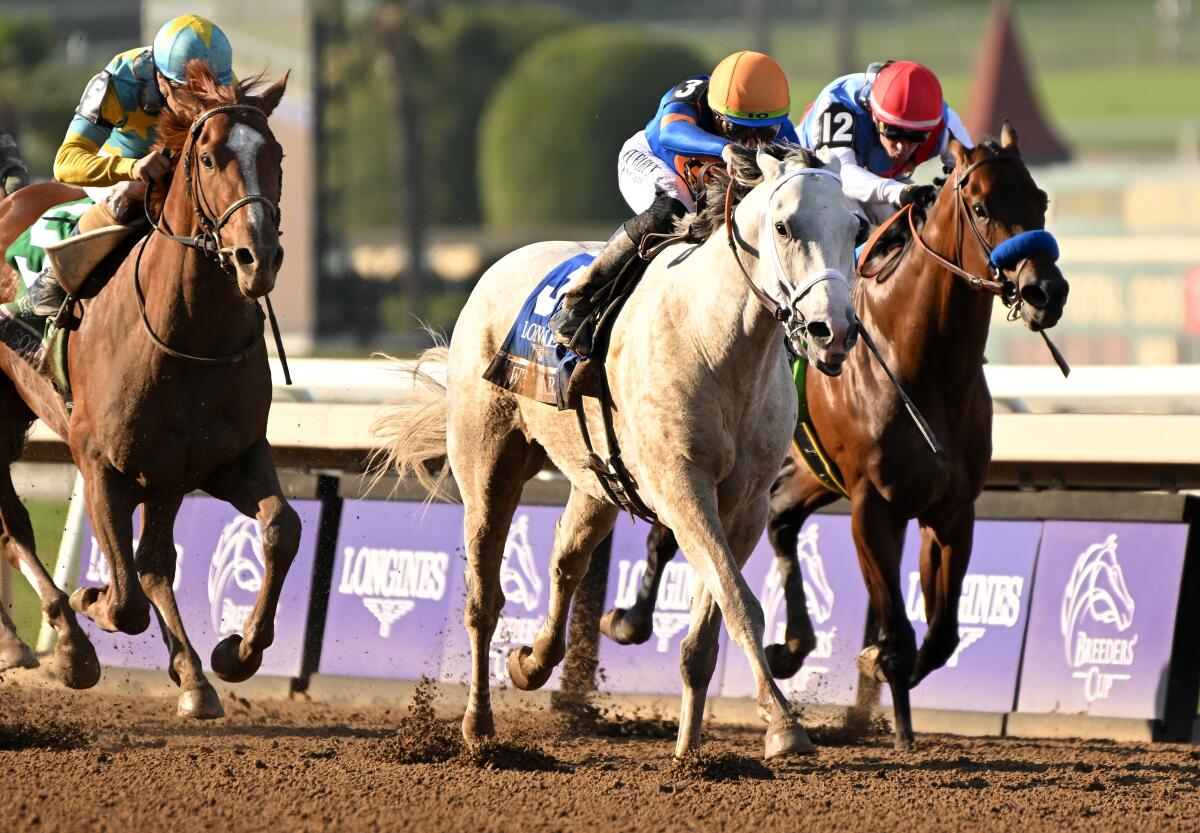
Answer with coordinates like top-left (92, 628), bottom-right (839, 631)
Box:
top-left (136, 103), bottom-right (290, 374)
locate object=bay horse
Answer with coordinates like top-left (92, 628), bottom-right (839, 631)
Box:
top-left (375, 145), bottom-right (860, 759)
top-left (0, 62), bottom-right (299, 719)
top-left (599, 123), bottom-right (1069, 749)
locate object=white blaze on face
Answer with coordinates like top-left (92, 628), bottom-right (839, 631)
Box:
top-left (227, 122), bottom-right (269, 234)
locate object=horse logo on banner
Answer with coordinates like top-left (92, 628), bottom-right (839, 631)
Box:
top-left (501, 514), bottom-right (543, 612)
top-left (1061, 533), bottom-right (1137, 702)
top-left (208, 516), bottom-right (266, 637)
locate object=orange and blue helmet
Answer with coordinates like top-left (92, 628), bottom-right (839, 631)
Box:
top-left (152, 14), bottom-right (233, 86)
top-left (707, 51), bottom-right (790, 127)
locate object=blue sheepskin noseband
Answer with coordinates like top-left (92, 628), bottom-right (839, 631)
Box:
top-left (989, 230), bottom-right (1059, 270)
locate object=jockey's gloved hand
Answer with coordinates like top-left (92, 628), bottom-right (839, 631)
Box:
top-left (898, 184), bottom-right (937, 208)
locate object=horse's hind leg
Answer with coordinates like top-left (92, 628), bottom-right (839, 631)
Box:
top-left (910, 506), bottom-right (974, 686)
top-left (0, 591), bottom-right (36, 670)
top-left (203, 438), bottom-right (301, 683)
top-left (764, 456), bottom-right (839, 678)
top-left (599, 521), bottom-right (675, 646)
top-left (675, 584), bottom-right (723, 757)
top-left (508, 488), bottom-right (618, 690)
top-left (136, 496), bottom-right (223, 718)
top-left (0, 438), bottom-right (99, 686)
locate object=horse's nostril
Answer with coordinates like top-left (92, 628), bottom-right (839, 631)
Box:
top-left (235, 247), bottom-right (255, 267)
top-left (1021, 284), bottom-right (1049, 310)
top-left (806, 321), bottom-right (831, 340)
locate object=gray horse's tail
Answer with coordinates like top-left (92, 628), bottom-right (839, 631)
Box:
top-left (369, 341), bottom-right (455, 502)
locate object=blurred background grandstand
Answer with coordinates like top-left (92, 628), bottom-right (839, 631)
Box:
top-left (1, 0), bottom-right (1197, 363)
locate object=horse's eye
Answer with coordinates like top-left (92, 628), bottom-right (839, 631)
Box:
top-left (774, 221), bottom-right (787, 236)
top-left (201, 154), bottom-right (214, 169)
top-left (972, 202), bottom-right (987, 219)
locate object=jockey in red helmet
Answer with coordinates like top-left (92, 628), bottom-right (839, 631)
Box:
top-left (798, 60), bottom-right (973, 224)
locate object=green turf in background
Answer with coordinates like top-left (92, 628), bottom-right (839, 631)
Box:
top-left (9, 500), bottom-right (70, 646)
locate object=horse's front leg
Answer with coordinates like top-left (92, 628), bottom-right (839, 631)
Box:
top-left (69, 466), bottom-right (151, 635)
top-left (666, 481), bottom-right (814, 760)
top-left (910, 506), bottom-right (974, 686)
top-left (508, 488), bottom-right (618, 690)
top-left (136, 495), bottom-right (224, 718)
top-left (203, 438), bottom-right (301, 682)
top-left (849, 485), bottom-right (916, 751)
top-left (599, 521), bottom-right (676, 646)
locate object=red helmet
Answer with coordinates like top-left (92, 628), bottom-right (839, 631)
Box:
top-left (868, 61), bottom-right (943, 132)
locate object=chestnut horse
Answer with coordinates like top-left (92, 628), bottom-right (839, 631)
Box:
top-left (0, 63), bottom-right (299, 718)
top-left (599, 124), bottom-right (1069, 749)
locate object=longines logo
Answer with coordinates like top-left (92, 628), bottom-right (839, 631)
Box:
top-left (763, 523), bottom-right (836, 694)
top-left (490, 514), bottom-right (547, 680)
top-left (904, 563), bottom-right (1025, 668)
top-left (614, 559), bottom-right (696, 653)
top-left (1061, 534), bottom-right (1136, 702)
top-left (86, 536), bottom-right (183, 591)
top-left (337, 543), bottom-right (448, 637)
top-left (207, 516), bottom-right (266, 636)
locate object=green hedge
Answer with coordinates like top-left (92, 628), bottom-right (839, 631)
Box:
top-left (479, 26), bottom-right (706, 228)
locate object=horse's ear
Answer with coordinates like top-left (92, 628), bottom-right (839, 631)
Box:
top-left (948, 136), bottom-right (971, 168)
top-left (256, 72), bottom-right (289, 116)
top-left (756, 147), bottom-right (787, 182)
top-left (1000, 118), bottom-right (1020, 156)
top-left (815, 146), bottom-right (842, 175)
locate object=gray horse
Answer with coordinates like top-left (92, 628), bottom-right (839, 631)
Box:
top-left (375, 145), bottom-right (860, 758)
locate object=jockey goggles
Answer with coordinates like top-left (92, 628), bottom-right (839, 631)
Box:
top-left (876, 120), bottom-right (929, 144)
top-left (715, 113), bottom-right (782, 145)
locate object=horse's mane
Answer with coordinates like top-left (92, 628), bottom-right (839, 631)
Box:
top-left (148, 60), bottom-right (277, 215)
top-left (677, 142), bottom-right (825, 242)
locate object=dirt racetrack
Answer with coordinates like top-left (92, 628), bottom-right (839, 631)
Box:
top-left (2, 676), bottom-right (1198, 833)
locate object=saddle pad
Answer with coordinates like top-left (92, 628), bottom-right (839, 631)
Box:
top-left (5, 197), bottom-right (94, 297)
top-left (483, 252), bottom-right (595, 406)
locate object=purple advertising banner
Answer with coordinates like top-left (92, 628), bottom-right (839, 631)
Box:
top-left (1016, 521), bottom-right (1189, 719)
top-left (438, 504), bottom-right (565, 691)
top-left (318, 501), bottom-right (462, 679)
top-left (882, 520), bottom-right (1041, 713)
top-left (597, 517), bottom-right (728, 696)
top-left (720, 515), bottom-right (870, 706)
top-left (75, 497), bottom-right (321, 677)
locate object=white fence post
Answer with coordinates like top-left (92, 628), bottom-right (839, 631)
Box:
top-left (36, 471), bottom-right (88, 654)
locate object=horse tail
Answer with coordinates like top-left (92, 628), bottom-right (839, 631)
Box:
top-left (369, 340), bottom-right (454, 502)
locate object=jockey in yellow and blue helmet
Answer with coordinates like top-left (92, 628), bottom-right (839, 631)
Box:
top-left (549, 51), bottom-right (798, 356)
top-left (12, 14), bottom-right (234, 323)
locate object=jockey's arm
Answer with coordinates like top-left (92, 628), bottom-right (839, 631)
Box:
top-left (656, 101), bottom-right (729, 161)
top-left (938, 107), bottom-right (975, 171)
top-left (828, 146), bottom-right (906, 208)
top-left (52, 76), bottom-right (137, 188)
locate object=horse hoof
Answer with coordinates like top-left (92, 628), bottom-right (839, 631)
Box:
top-left (462, 710), bottom-right (495, 742)
top-left (68, 585), bottom-right (101, 617)
top-left (52, 635), bottom-right (101, 689)
top-left (210, 635), bottom-right (262, 683)
top-left (599, 608), bottom-right (651, 645)
top-left (765, 643), bottom-right (804, 679)
top-left (856, 645), bottom-right (889, 683)
top-left (894, 733), bottom-right (915, 752)
top-left (506, 645), bottom-right (551, 691)
top-left (764, 721), bottom-right (816, 760)
top-left (0, 641), bottom-right (39, 671)
top-left (68, 587), bottom-right (150, 635)
top-left (177, 684), bottom-right (225, 719)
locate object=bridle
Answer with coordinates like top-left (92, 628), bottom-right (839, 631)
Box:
top-left (134, 102), bottom-right (290, 376)
top-left (724, 166), bottom-right (851, 347)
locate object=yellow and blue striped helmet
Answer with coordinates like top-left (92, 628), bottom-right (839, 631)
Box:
top-left (152, 14), bottom-right (233, 85)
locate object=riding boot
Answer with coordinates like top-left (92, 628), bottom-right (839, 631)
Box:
top-left (548, 189), bottom-right (686, 358)
top-left (5, 266), bottom-right (66, 328)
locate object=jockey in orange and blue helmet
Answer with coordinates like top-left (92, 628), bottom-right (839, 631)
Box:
top-left (550, 51), bottom-right (797, 356)
top-left (11, 13), bottom-right (234, 324)
top-left (798, 60), bottom-right (973, 225)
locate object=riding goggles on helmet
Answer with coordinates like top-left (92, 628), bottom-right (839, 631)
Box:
top-left (876, 120), bottom-right (929, 144)
top-left (716, 113), bottom-right (782, 144)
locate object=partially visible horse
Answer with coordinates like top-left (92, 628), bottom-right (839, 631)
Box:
top-left (375, 145), bottom-right (860, 758)
top-left (598, 123), bottom-right (1069, 749)
top-left (0, 62), bottom-right (300, 718)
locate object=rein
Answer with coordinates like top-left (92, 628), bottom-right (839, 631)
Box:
top-left (138, 103), bottom-right (291, 379)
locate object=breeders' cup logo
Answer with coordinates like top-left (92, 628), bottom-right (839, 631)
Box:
top-left (86, 536), bottom-right (183, 591)
top-left (336, 539), bottom-right (449, 638)
top-left (904, 562), bottom-right (1024, 668)
top-left (491, 514), bottom-right (547, 681)
top-left (208, 516), bottom-right (266, 637)
top-left (613, 559), bottom-right (698, 653)
top-left (1061, 534), bottom-right (1136, 702)
top-left (763, 523), bottom-right (836, 694)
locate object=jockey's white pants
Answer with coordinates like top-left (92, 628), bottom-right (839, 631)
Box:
top-left (617, 131), bottom-right (695, 214)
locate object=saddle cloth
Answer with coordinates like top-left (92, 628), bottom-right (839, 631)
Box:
top-left (483, 252), bottom-right (595, 406)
